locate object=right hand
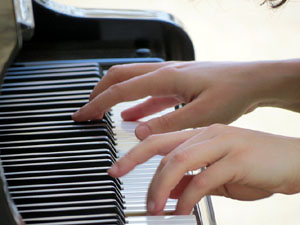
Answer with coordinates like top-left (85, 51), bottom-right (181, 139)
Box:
top-left (72, 60), bottom-right (300, 139)
top-left (108, 124), bottom-right (300, 215)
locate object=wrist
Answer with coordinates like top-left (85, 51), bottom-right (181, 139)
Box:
top-left (249, 59), bottom-right (300, 111)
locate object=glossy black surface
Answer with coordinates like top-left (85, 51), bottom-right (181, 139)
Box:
top-left (16, 1), bottom-right (194, 63)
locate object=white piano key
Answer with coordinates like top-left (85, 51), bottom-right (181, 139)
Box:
top-left (127, 216), bottom-right (197, 225)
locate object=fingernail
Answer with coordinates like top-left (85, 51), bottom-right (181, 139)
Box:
top-left (135, 124), bottom-right (151, 140)
top-left (107, 164), bottom-right (119, 176)
top-left (147, 200), bottom-right (156, 213)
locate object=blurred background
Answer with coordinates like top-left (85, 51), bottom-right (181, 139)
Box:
top-left (55, 0), bottom-right (300, 224)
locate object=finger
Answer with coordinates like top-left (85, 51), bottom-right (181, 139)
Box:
top-left (175, 160), bottom-right (234, 215)
top-left (170, 175), bottom-right (194, 199)
top-left (72, 68), bottom-right (181, 122)
top-left (135, 99), bottom-right (210, 140)
top-left (121, 96), bottom-right (181, 121)
top-left (90, 62), bottom-right (174, 100)
top-left (152, 126), bottom-right (216, 178)
top-left (108, 129), bottom-right (200, 178)
top-left (147, 139), bottom-right (228, 215)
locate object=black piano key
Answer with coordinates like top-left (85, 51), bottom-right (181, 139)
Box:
top-left (2, 79), bottom-right (99, 91)
top-left (0, 119), bottom-right (114, 132)
top-left (1, 153), bottom-right (116, 166)
top-left (0, 94), bottom-right (90, 104)
top-left (4, 71), bottom-right (100, 82)
top-left (0, 128), bottom-right (115, 143)
top-left (0, 113), bottom-right (114, 128)
top-left (2, 148), bottom-right (115, 161)
top-left (12, 188), bottom-right (124, 212)
top-left (1, 82), bottom-right (98, 95)
top-left (10, 185), bottom-right (123, 199)
top-left (0, 141), bottom-right (117, 157)
top-left (0, 100), bottom-right (87, 112)
top-left (26, 218), bottom-right (122, 225)
top-left (9, 180), bottom-right (121, 192)
top-left (0, 122), bottom-right (114, 136)
top-left (0, 137), bottom-right (116, 150)
top-left (24, 214), bottom-right (124, 225)
top-left (0, 90), bottom-right (92, 100)
top-left (6, 171), bottom-right (119, 187)
top-left (2, 159), bottom-right (116, 175)
top-left (7, 62), bottom-right (100, 72)
top-left (20, 205), bottom-right (125, 225)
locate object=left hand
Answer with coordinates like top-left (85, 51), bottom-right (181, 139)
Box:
top-left (108, 124), bottom-right (300, 215)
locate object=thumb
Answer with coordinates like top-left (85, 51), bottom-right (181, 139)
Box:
top-left (135, 102), bottom-right (198, 140)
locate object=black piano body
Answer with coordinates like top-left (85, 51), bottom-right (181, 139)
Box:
top-left (0, 1), bottom-right (216, 224)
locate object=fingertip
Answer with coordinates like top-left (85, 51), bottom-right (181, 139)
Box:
top-left (135, 124), bottom-right (151, 140)
top-left (121, 110), bottom-right (136, 121)
top-left (72, 110), bottom-right (82, 122)
top-left (147, 199), bottom-right (166, 215)
top-left (107, 164), bottom-right (120, 177)
top-left (174, 207), bottom-right (193, 215)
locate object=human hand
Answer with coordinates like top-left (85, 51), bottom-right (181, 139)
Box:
top-left (108, 124), bottom-right (300, 215)
top-left (72, 60), bottom-right (300, 140)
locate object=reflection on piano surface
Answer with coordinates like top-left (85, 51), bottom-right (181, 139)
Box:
top-left (0, 1), bottom-right (216, 225)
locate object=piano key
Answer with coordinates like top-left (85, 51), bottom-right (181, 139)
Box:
top-left (0, 141), bottom-right (117, 157)
top-left (0, 106), bottom-right (86, 117)
top-left (10, 185), bottom-right (122, 197)
top-left (0, 112), bottom-right (114, 128)
top-left (0, 122), bottom-right (114, 135)
top-left (8, 180), bottom-right (121, 192)
top-left (24, 214), bottom-right (123, 225)
top-left (5, 69), bottom-right (100, 78)
top-left (0, 136), bottom-right (118, 150)
top-left (7, 62), bottom-right (100, 72)
top-left (0, 90), bottom-right (92, 100)
top-left (20, 205), bottom-right (125, 224)
top-left (5, 171), bottom-right (119, 187)
top-left (0, 128), bottom-right (115, 143)
top-left (0, 94), bottom-right (89, 104)
top-left (1, 149), bottom-right (116, 161)
top-left (1, 153), bottom-right (116, 166)
top-left (1, 82), bottom-right (98, 95)
top-left (0, 118), bottom-right (113, 131)
top-left (2, 77), bottom-right (100, 88)
top-left (127, 216), bottom-right (197, 225)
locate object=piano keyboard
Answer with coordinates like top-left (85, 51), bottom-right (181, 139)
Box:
top-left (0, 60), bottom-right (200, 225)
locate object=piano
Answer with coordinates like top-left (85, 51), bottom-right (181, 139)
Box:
top-left (0, 0), bottom-right (216, 224)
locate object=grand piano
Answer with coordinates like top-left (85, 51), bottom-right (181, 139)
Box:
top-left (0, 0), bottom-right (216, 224)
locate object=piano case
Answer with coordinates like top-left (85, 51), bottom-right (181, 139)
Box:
top-left (0, 0), bottom-right (216, 225)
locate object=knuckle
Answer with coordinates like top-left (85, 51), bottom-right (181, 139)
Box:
top-left (192, 175), bottom-right (208, 189)
top-left (143, 134), bottom-right (158, 144)
top-left (171, 151), bottom-right (190, 164)
top-left (160, 156), bottom-right (169, 168)
top-left (159, 66), bottom-right (181, 75)
top-left (106, 65), bottom-right (125, 83)
top-left (158, 66), bottom-right (182, 94)
top-left (107, 65), bottom-right (124, 75)
top-left (108, 83), bottom-right (124, 101)
top-left (151, 116), bottom-right (173, 132)
top-left (207, 123), bottom-right (226, 132)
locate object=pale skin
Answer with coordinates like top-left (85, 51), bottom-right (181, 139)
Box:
top-left (72, 59), bottom-right (300, 215)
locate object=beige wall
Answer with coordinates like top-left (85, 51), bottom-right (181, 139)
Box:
top-left (54, 1), bottom-right (300, 224)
